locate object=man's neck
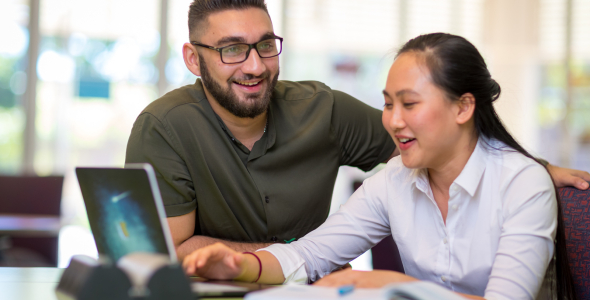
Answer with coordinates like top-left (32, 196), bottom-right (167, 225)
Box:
top-left (205, 91), bottom-right (267, 151)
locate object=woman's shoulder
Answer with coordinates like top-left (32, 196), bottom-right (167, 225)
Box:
top-left (483, 139), bottom-right (547, 176)
top-left (482, 139), bottom-right (554, 200)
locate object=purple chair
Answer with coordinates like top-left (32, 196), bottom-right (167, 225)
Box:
top-left (0, 176), bottom-right (64, 266)
top-left (560, 185), bottom-right (590, 300)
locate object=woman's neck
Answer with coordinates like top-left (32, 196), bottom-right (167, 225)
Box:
top-left (427, 134), bottom-right (478, 223)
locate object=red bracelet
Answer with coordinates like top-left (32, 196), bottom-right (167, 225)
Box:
top-left (242, 252), bottom-right (262, 283)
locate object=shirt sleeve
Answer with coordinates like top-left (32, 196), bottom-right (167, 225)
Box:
top-left (484, 163), bottom-right (557, 300)
top-left (331, 90), bottom-right (396, 171)
top-left (125, 113), bottom-right (197, 218)
top-left (262, 169), bottom-right (392, 283)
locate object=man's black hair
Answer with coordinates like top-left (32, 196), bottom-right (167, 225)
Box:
top-left (188, 0), bottom-right (269, 39)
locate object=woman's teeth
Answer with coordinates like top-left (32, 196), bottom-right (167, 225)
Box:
top-left (399, 138), bottom-right (415, 143)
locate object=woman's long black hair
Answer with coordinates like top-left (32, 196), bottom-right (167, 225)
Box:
top-left (396, 33), bottom-right (576, 300)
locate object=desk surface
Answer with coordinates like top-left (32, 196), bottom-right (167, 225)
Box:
top-left (0, 267), bottom-right (242, 300)
top-left (0, 214), bottom-right (61, 237)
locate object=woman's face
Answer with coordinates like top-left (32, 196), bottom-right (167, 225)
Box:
top-left (382, 53), bottom-right (467, 169)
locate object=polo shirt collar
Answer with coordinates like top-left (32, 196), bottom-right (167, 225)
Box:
top-left (248, 105), bottom-right (276, 161)
top-left (194, 79), bottom-right (277, 159)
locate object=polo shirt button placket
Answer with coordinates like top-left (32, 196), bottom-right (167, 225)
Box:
top-left (271, 236), bottom-right (278, 242)
top-left (265, 196), bottom-right (270, 204)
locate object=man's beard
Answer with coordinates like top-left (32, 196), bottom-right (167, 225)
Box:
top-left (199, 54), bottom-right (279, 119)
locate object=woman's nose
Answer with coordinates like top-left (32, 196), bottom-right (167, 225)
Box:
top-left (389, 106), bottom-right (405, 130)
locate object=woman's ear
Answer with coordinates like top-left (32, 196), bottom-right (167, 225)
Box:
top-left (456, 93), bottom-right (475, 125)
top-left (183, 43), bottom-right (202, 77)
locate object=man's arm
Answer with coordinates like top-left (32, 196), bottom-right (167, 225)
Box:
top-left (168, 210), bottom-right (274, 261)
top-left (546, 163), bottom-right (590, 190)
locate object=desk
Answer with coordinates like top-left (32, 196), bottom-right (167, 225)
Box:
top-left (0, 267), bottom-right (243, 300)
top-left (0, 214), bottom-right (61, 237)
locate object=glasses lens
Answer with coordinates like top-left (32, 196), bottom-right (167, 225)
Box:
top-left (221, 44), bottom-right (250, 63)
top-left (256, 39), bottom-right (281, 58)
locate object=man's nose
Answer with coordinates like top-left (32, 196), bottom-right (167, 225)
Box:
top-left (240, 49), bottom-right (267, 76)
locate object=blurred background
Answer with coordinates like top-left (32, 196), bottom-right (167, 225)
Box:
top-left (0, 0), bottom-right (588, 268)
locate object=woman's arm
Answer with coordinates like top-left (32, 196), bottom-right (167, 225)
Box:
top-left (182, 242), bottom-right (286, 284)
top-left (485, 163), bottom-right (557, 299)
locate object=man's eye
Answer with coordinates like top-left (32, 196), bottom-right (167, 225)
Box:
top-left (258, 42), bottom-right (275, 52)
top-left (225, 46), bottom-right (241, 53)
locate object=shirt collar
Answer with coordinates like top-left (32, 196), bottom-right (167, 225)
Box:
top-left (411, 137), bottom-right (487, 198)
top-left (453, 137), bottom-right (487, 197)
top-left (413, 168), bottom-right (430, 196)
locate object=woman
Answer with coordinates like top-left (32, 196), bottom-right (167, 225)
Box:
top-left (182, 33), bottom-right (576, 300)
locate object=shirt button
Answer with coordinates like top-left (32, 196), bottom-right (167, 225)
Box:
top-left (265, 196), bottom-right (270, 203)
top-left (443, 238), bottom-right (448, 244)
top-left (441, 275), bottom-right (447, 282)
top-left (452, 204), bottom-right (458, 210)
top-left (452, 186), bottom-right (458, 191)
top-left (271, 236), bottom-right (278, 242)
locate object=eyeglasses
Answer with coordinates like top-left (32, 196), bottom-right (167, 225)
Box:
top-left (191, 37), bottom-right (283, 64)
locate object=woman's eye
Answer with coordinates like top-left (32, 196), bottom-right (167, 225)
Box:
top-left (403, 102), bottom-right (415, 107)
top-left (383, 103), bottom-right (393, 109)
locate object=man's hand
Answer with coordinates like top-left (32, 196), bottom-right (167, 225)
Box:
top-left (182, 242), bottom-right (245, 279)
top-left (177, 235), bottom-right (273, 261)
top-left (167, 210), bottom-right (273, 261)
top-left (547, 164), bottom-right (590, 190)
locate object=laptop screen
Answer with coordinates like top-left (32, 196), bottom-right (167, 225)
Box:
top-left (76, 164), bottom-right (176, 262)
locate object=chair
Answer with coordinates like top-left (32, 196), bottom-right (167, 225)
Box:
top-left (559, 185), bottom-right (590, 300)
top-left (0, 175), bottom-right (64, 267)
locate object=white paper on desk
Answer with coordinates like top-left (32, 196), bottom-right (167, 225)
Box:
top-left (244, 282), bottom-right (468, 300)
top-left (244, 285), bottom-right (386, 300)
top-left (191, 282), bottom-right (249, 293)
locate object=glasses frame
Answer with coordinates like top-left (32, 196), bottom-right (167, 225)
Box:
top-left (190, 36), bottom-right (284, 64)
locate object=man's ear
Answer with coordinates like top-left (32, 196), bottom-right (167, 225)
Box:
top-left (183, 43), bottom-right (202, 76)
top-left (456, 93), bottom-right (475, 125)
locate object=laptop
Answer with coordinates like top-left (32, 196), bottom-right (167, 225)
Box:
top-left (76, 163), bottom-right (272, 297)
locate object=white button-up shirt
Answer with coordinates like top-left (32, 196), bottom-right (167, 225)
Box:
top-left (263, 139), bottom-right (557, 300)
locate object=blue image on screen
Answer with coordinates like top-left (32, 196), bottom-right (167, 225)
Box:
top-left (77, 168), bottom-right (170, 261)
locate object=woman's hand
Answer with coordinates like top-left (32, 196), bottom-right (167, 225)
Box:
top-left (313, 269), bottom-right (418, 288)
top-left (182, 242), bottom-right (247, 280)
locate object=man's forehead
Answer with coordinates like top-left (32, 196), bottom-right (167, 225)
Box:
top-left (200, 8), bottom-right (274, 45)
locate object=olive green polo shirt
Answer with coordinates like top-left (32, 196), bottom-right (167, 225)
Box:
top-left (125, 79), bottom-right (395, 243)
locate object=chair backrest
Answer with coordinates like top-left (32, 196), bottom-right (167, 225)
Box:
top-left (0, 175), bottom-right (64, 266)
top-left (0, 176), bottom-right (64, 216)
top-left (559, 185), bottom-right (590, 300)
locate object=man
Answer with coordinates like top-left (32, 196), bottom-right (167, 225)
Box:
top-left (126, 0), bottom-right (590, 261)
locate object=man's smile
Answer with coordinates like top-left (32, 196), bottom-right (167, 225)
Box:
top-left (233, 80), bottom-right (262, 87)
